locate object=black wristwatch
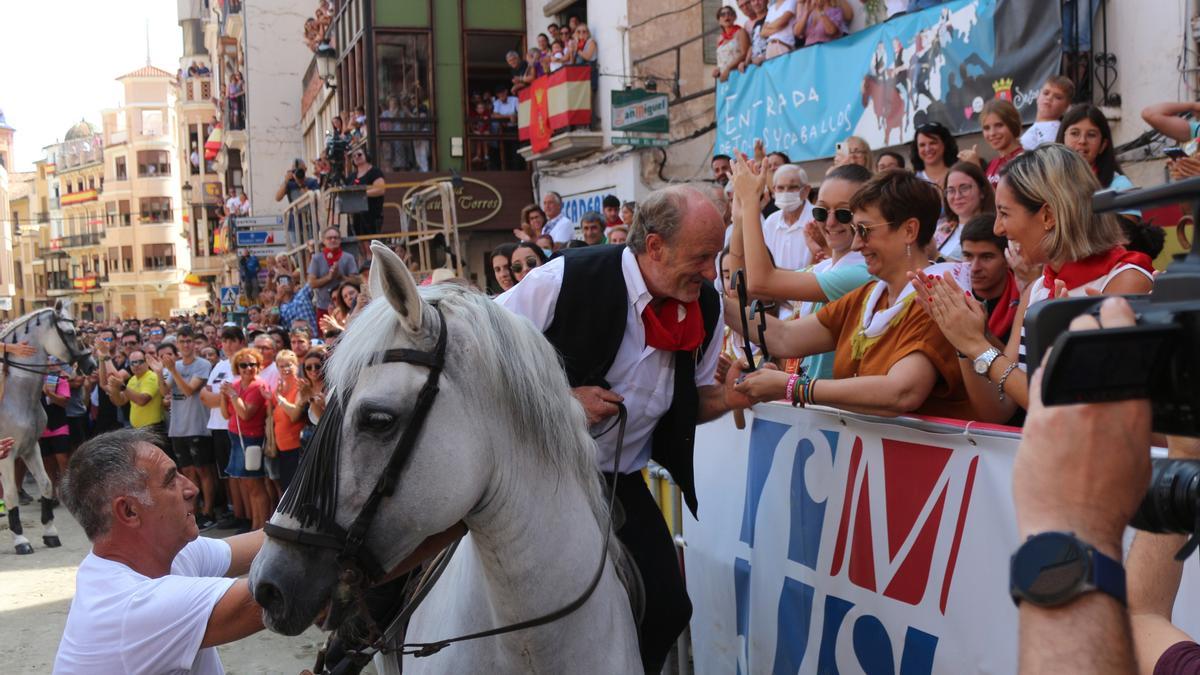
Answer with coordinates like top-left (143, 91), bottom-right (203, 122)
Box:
top-left (1010, 531), bottom-right (1125, 607)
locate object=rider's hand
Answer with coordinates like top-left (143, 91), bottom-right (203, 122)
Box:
top-left (572, 386), bottom-right (624, 426)
top-left (6, 342), bottom-right (36, 358)
top-left (0, 437), bottom-right (12, 461)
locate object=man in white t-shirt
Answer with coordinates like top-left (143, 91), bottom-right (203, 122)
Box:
top-left (200, 325), bottom-right (246, 531)
top-left (254, 334), bottom-right (280, 390)
top-left (55, 427), bottom-right (266, 674)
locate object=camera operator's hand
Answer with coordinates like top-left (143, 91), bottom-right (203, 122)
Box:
top-left (1014, 296), bottom-right (1151, 554)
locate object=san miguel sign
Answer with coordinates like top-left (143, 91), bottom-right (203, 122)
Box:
top-left (381, 171), bottom-right (532, 233)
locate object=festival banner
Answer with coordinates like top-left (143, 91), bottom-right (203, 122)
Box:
top-left (715, 0), bottom-right (1060, 162)
top-left (685, 406), bottom-right (1200, 673)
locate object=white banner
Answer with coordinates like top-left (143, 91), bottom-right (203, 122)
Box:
top-left (685, 405), bottom-right (1200, 674)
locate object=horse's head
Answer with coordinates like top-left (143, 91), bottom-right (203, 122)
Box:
top-left (250, 242), bottom-right (517, 636)
top-left (31, 302), bottom-right (96, 375)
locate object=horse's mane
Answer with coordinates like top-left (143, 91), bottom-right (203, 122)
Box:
top-left (327, 285), bottom-right (618, 550)
top-left (0, 307), bottom-right (57, 342)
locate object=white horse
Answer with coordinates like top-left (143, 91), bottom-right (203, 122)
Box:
top-left (0, 303), bottom-right (96, 554)
top-left (249, 242), bottom-right (641, 673)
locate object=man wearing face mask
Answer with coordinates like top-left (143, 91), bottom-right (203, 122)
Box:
top-left (759, 164), bottom-right (815, 273)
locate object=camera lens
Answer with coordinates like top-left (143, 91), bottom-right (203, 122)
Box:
top-left (1131, 458), bottom-right (1200, 534)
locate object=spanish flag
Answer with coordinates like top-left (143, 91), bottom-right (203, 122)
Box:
top-left (518, 65), bottom-right (592, 149)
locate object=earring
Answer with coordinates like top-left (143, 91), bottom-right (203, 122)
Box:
top-left (906, 243), bottom-right (912, 258)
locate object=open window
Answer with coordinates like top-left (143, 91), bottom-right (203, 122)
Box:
top-left (377, 32), bottom-right (435, 172)
top-left (464, 31), bottom-right (528, 171)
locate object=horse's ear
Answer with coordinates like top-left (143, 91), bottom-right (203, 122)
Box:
top-left (54, 300), bottom-right (63, 314)
top-left (369, 241), bottom-right (423, 334)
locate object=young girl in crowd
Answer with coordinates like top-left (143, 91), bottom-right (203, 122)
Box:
top-left (490, 242), bottom-right (518, 294)
top-left (1057, 103), bottom-right (1142, 221)
top-left (913, 144), bottom-right (1154, 423)
top-left (959, 99), bottom-right (1024, 185)
top-left (936, 161), bottom-right (995, 261)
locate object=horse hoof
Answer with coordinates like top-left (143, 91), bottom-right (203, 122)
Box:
top-left (43, 536), bottom-right (61, 548)
top-left (15, 543), bottom-right (33, 555)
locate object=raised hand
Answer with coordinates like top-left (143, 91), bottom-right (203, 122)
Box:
top-left (730, 149), bottom-right (768, 205)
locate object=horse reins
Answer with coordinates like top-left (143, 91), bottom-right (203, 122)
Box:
top-left (1, 313), bottom-right (91, 376)
top-left (264, 302), bottom-right (630, 667)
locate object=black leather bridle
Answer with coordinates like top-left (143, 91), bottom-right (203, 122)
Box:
top-left (264, 304), bottom-right (450, 583)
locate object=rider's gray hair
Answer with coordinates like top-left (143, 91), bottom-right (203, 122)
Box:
top-left (627, 185), bottom-right (699, 254)
top-left (61, 428), bottom-right (158, 541)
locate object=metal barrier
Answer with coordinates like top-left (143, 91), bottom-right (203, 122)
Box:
top-left (646, 461), bottom-right (693, 675)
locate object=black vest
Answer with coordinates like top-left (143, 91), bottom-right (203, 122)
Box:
top-left (543, 244), bottom-right (720, 517)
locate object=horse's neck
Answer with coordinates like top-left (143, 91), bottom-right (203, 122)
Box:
top-left (468, 458), bottom-right (608, 614)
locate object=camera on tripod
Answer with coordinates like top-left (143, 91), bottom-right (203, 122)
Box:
top-left (1024, 176), bottom-right (1200, 534)
top-left (325, 131), bottom-right (349, 187)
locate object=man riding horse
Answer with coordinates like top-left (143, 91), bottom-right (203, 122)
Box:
top-left (497, 184), bottom-right (753, 672)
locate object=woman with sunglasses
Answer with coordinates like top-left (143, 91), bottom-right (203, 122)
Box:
top-left (219, 347), bottom-right (271, 530)
top-left (714, 5), bottom-right (749, 83)
top-left (270, 349), bottom-right (306, 492)
top-left (729, 162), bottom-right (977, 420)
top-left (348, 148), bottom-right (386, 238)
top-left (510, 242), bottom-right (549, 284)
top-left (299, 347), bottom-right (328, 444)
top-left (728, 161), bottom-right (873, 380)
top-left (910, 121), bottom-right (958, 187)
top-left (935, 161), bottom-right (995, 261)
top-left (913, 144), bottom-right (1154, 424)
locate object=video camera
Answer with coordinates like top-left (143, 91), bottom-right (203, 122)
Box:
top-left (1024, 176), bottom-right (1200, 534)
top-left (325, 132), bottom-right (349, 187)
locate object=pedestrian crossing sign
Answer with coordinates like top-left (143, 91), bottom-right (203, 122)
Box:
top-left (220, 286), bottom-right (239, 307)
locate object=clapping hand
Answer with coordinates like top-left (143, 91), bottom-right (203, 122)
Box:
top-left (220, 382), bottom-right (237, 398)
top-left (146, 353), bottom-right (164, 375)
top-left (910, 268), bottom-right (989, 356)
top-left (730, 150), bottom-right (768, 206)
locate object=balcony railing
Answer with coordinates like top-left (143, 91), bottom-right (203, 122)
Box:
top-left (1061, 0), bottom-right (1118, 106)
top-left (140, 211), bottom-right (175, 225)
top-left (60, 233), bottom-right (103, 249)
top-left (516, 66), bottom-right (603, 162)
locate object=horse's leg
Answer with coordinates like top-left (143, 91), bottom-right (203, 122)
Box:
top-left (23, 447), bottom-right (60, 548)
top-left (1, 454), bottom-right (32, 554)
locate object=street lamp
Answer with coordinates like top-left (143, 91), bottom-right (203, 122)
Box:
top-left (315, 41), bottom-right (338, 90)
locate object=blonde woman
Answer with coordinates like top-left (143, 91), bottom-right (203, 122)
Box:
top-left (270, 349), bottom-right (306, 491)
top-left (913, 144), bottom-right (1154, 423)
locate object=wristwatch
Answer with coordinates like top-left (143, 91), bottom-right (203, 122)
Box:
top-left (972, 347), bottom-right (1001, 376)
top-left (1010, 531), bottom-right (1125, 607)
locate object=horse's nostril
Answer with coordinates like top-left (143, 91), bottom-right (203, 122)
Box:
top-left (254, 581), bottom-right (285, 613)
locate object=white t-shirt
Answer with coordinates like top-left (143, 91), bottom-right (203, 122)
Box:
top-left (1020, 121), bottom-right (1061, 151)
top-left (764, 0), bottom-right (798, 47)
top-left (259, 362), bottom-right (280, 391)
top-left (206, 359), bottom-right (234, 431)
top-left (492, 96), bottom-right (518, 117)
top-left (542, 213), bottom-right (577, 244)
top-left (54, 537), bottom-right (235, 675)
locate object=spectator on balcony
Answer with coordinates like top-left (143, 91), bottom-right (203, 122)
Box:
top-left (541, 192), bottom-right (576, 247)
top-left (187, 62), bottom-right (200, 77)
top-left (876, 150), bottom-right (906, 172)
top-left (714, 5), bottom-right (749, 83)
top-left (549, 39), bottom-right (567, 73)
top-left (794, 0), bottom-right (850, 47)
top-left (526, 48), bottom-right (548, 80)
top-left (347, 148), bottom-right (386, 238)
top-left (958, 99), bottom-right (1024, 185)
top-left (743, 0), bottom-right (770, 69)
top-left (492, 86), bottom-right (518, 131)
top-left (1057, 103), bottom-right (1142, 221)
top-left (567, 23), bottom-right (599, 92)
top-left (196, 62), bottom-right (210, 76)
top-left (537, 32), bottom-right (552, 54)
top-left (910, 121), bottom-right (958, 186)
top-left (580, 211), bottom-right (606, 246)
top-left (228, 72), bottom-right (246, 131)
top-left (761, 0), bottom-right (798, 60)
top-left (275, 159), bottom-right (320, 205)
top-left (506, 51), bottom-right (529, 95)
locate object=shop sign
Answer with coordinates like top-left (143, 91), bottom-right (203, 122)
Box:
top-left (401, 177), bottom-right (504, 228)
top-left (612, 89), bottom-right (670, 133)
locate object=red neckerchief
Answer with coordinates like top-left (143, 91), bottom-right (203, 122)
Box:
top-left (323, 247), bottom-right (343, 267)
top-left (1042, 245), bottom-right (1153, 291)
top-left (718, 26), bottom-right (740, 46)
top-left (642, 299), bottom-right (704, 352)
top-left (985, 270), bottom-right (1020, 339)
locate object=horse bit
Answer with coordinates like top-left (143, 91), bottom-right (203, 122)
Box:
top-left (264, 303), bottom-right (625, 668)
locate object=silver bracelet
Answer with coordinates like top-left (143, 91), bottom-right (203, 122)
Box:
top-left (996, 361), bottom-right (1019, 402)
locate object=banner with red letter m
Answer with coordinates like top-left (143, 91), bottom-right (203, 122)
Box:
top-left (685, 405), bottom-right (1020, 674)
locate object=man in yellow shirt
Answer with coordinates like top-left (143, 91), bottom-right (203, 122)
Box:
top-left (109, 350), bottom-right (166, 442)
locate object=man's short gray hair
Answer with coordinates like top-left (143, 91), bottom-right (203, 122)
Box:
top-left (61, 428), bottom-right (160, 541)
top-left (627, 186), bottom-right (698, 254)
top-left (543, 191), bottom-right (562, 205)
top-left (506, 50), bottom-right (520, 60)
top-left (580, 210), bottom-right (604, 226)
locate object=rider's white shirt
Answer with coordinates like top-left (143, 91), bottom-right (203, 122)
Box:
top-left (496, 247), bottom-right (722, 474)
top-left (54, 536), bottom-right (234, 675)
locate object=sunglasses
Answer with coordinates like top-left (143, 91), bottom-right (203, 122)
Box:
top-left (122, 341), bottom-right (138, 346)
top-left (129, 359), bottom-right (146, 366)
top-left (849, 221), bottom-right (893, 242)
top-left (237, 362), bottom-right (260, 370)
top-left (812, 207), bottom-right (854, 224)
top-left (304, 362), bottom-right (323, 371)
top-left (510, 257), bottom-right (540, 274)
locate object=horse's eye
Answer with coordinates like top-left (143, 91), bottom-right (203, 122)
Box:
top-left (361, 410), bottom-right (396, 432)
